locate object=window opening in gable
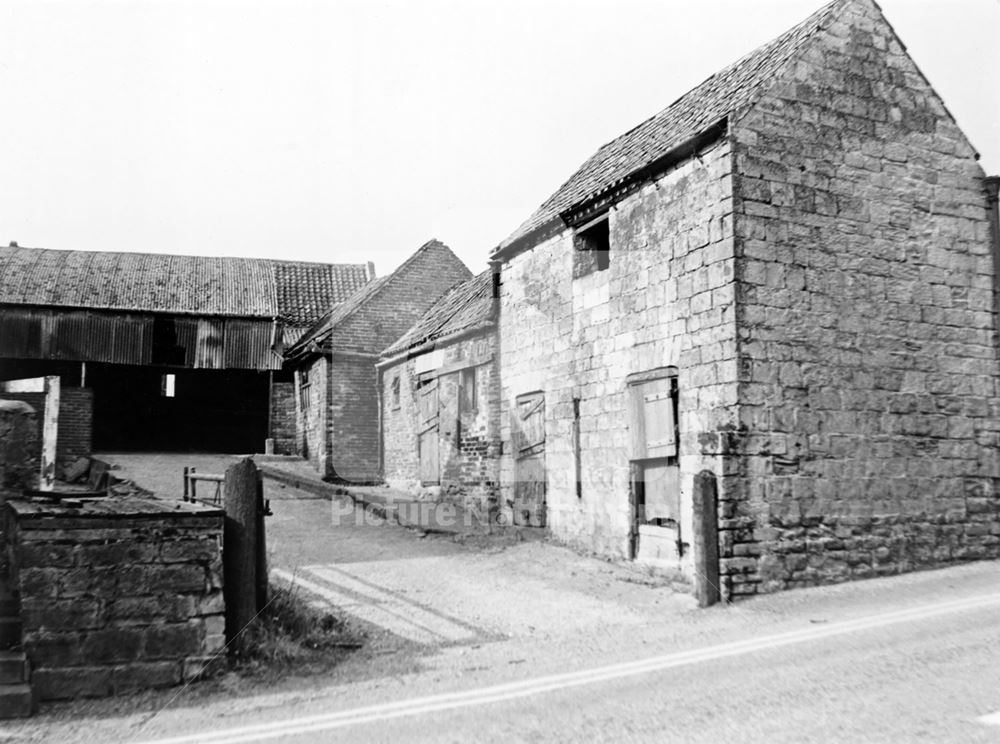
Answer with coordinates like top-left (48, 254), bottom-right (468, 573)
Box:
top-left (573, 215), bottom-right (610, 278)
top-left (391, 375), bottom-right (400, 409)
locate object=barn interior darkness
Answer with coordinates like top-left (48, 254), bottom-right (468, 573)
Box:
top-left (0, 359), bottom-right (269, 453)
top-left (88, 364), bottom-right (268, 452)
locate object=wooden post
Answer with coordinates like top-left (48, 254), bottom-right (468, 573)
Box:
top-left (224, 458), bottom-right (260, 656)
top-left (39, 376), bottom-right (60, 491)
top-left (692, 469), bottom-right (721, 608)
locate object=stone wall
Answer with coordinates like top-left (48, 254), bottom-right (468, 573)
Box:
top-left (2, 388), bottom-right (92, 469)
top-left (295, 357), bottom-right (328, 474)
top-left (269, 380), bottom-right (296, 455)
top-left (382, 332), bottom-right (500, 510)
top-left (5, 497), bottom-right (225, 700)
top-left (328, 355), bottom-right (379, 482)
top-left (0, 400), bottom-right (38, 496)
top-left (497, 137), bottom-right (735, 562)
top-left (724, 0), bottom-right (1000, 596)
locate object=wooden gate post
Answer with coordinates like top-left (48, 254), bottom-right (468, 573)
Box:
top-left (692, 469), bottom-right (721, 608)
top-left (224, 458), bottom-right (259, 656)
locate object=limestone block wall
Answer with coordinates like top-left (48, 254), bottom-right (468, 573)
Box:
top-left (498, 137), bottom-right (736, 563)
top-left (0, 399), bottom-right (38, 495)
top-left (725, 0), bottom-right (1000, 595)
top-left (5, 498), bottom-right (225, 700)
top-left (382, 332), bottom-right (500, 510)
top-left (3, 388), bottom-right (92, 468)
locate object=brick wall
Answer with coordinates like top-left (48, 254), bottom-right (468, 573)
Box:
top-left (724, 0), bottom-right (1000, 596)
top-left (382, 332), bottom-right (500, 510)
top-left (4, 498), bottom-right (224, 700)
top-left (269, 381), bottom-right (295, 455)
top-left (328, 355), bottom-right (379, 482)
top-left (329, 242), bottom-right (472, 355)
top-left (498, 137), bottom-right (735, 561)
top-left (3, 388), bottom-right (93, 468)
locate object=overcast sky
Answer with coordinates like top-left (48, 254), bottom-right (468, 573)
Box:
top-left (0, 0), bottom-right (996, 277)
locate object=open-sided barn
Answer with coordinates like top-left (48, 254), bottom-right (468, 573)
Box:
top-left (0, 244), bottom-right (371, 454)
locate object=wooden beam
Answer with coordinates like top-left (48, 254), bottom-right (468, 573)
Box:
top-left (39, 375), bottom-right (60, 491)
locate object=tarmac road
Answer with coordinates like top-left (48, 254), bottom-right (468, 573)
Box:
top-left (8, 455), bottom-right (999, 743)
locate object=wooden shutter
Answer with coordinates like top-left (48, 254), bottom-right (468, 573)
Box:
top-left (514, 392), bottom-right (545, 458)
top-left (629, 377), bottom-right (677, 460)
top-left (513, 392), bottom-right (546, 527)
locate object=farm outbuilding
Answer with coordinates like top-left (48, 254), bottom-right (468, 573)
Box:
top-left (0, 245), bottom-right (371, 454)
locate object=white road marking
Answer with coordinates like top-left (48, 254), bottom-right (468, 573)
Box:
top-left (978, 710), bottom-right (1000, 726)
top-left (272, 568), bottom-right (477, 644)
top-left (134, 591), bottom-right (1000, 744)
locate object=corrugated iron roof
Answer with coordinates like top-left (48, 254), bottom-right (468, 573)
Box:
top-left (494, 0), bottom-right (844, 254)
top-left (0, 246), bottom-right (370, 320)
top-left (382, 271), bottom-right (495, 358)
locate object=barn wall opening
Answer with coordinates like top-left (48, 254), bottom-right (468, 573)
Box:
top-left (88, 363), bottom-right (269, 453)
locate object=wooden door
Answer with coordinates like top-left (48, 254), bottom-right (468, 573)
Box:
top-left (512, 392), bottom-right (546, 527)
top-left (418, 381), bottom-right (439, 485)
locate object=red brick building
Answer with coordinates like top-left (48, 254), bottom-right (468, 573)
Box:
top-left (285, 240), bottom-right (471, 481)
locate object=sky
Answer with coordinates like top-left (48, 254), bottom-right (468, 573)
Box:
top-left (0, 0), bottom-right (997, 277)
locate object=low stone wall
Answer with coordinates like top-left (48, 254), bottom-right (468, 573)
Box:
top-left (4, 497), bottom-right (225, 700)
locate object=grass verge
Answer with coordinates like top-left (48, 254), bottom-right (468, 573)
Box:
top-left (234, 582), bottom-right (364, 678)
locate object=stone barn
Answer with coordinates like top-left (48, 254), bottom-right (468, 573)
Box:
top-left (378, 271), bottom-right (499, 512)
top-left (491, 0), bottom-right (1000, 597)
top-left (0, 245), bottom-right (371, 455)
top-left (285, 240), bottom-right (471, 482)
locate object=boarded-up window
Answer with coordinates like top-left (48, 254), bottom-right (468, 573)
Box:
top-left (460, 367), bottom-right (477, 415)
top-left (628, 370), bottom-right (680, 529)
top-left (298, 367), bottom-right (311, 411)
top-left (628, 376), bottom-right (677, 460)
top-left (390, 375), bottom-right (400, 408)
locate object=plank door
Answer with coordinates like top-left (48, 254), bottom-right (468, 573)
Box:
top-left (512, 391), bottom-right (546, 527)
top-left (418, 380), bottom-right (440, 485)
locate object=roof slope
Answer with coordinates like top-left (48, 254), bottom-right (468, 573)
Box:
top-left (0, 245), bottom-right (369, 319)
top-left (495, 0), bottom-right (845, 254)
top-left (383, 270), bottom-right (495, 358)
top-left (270, 259), bottom-right (371, 325)
top-left (287, 239), bottom-right (472, 359)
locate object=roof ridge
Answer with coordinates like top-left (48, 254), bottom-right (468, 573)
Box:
top-left (495, 0), bottom-right (850, 255)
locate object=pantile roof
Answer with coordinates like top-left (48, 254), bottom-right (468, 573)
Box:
top-left (382, 271), bottom-right (495, 358)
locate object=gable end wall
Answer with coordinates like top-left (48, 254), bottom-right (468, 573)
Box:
top-left (727, 0), bottom-right (1000, 596)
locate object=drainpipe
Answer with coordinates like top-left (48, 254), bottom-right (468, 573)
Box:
top-left (376, 364), bottom-right (384, 483)
top-left (987, 176), bottom-right (1000, 347)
